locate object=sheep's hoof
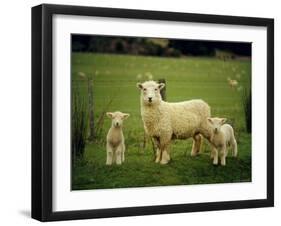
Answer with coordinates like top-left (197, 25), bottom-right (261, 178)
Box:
top-left (191, 152), bottom-right (198, 157)
top-left (213, 161), bottom-right (218, 166)
top-left (155, 158), bottom-right (160, 163)
top-left (160, 159), bottom-right (169, 165)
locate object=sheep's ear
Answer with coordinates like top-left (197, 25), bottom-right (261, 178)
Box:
top-left (221, 118), bottom-right (227, 124)
top-left (158, 83), bottom-right (165, 90)
top-left (137, 83), bottom-right (143, 90)
top-left (207, 118), bottom-right (213, 123)
top-left (122, 113), bottom-right (130, 120)
top-left (106, 112), bottom-right (114, 118)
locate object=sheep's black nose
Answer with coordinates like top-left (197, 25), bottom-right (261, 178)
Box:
top-left (116, 122), bottom-right (119, 126)
top-left (148, 97), bottom-right (152, 102)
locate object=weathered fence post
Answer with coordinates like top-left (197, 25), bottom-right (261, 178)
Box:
top-left (87, 76), bottom-right (95, 141)
top-left (158, 78), bottom-right (166, 101)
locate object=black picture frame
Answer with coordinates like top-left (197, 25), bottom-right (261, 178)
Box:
top-left (32, 3), bottom-right (274, 222)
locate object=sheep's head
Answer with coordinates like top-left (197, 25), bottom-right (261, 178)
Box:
top-left (106, 111), bottom-right (130, 128)
top-left (208, 117), bottom-right (227, 134)
top-left (137, 81), bottom-right (165, 106)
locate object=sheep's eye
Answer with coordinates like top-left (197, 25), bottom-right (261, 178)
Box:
top-left (143, 88), bottom-right (147, 91)
top-left (154, 88), bottom-right (158, 91)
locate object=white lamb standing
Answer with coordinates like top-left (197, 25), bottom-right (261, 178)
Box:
top-left (106, 111), bottom-right (130, 165)
top-left (208, 117), bottom-right (238, 166)
top-left (137, 80), bottom-right (213, 164)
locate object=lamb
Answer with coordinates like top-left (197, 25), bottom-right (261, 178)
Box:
top-left (227, 78), bottom-right (238, 89)
top-left (106, 111), bottom-right (130, 165)
top-left (208, 117), bottom-right (238, 166)
top-left (137, 80), bottom-right (213, 164)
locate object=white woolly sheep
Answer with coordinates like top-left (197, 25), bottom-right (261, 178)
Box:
top-left (106, 111), bottom-right (130, 165)
top-left (208, 117), bottom-right (238, 166)
top-left (137, 80), bottom-right (213, 164)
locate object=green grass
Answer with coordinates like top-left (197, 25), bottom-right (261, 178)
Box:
top-left (71, 53), bottom-right (252, 190)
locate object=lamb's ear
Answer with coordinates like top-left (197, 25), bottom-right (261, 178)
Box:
top-left (106, 112), bottom-right (114, 118)
top-left (221, 118), bottom-right (227, 124)
top-left (158, 83), bottom-right (165, 90)
top-left (137, 83), bottom-right (143, 90)
top-left (207, 118), bottom-right (213, 123)
top-left (122, 113), bottom-right (130, 120)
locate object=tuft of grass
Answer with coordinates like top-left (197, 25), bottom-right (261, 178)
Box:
top-left (71, 86), bottom-right (88, 163)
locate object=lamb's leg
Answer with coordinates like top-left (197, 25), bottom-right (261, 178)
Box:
top-left (212, 145), bottom-right (219, 165)
top-left (220, 145), bottom-right (227, 166)
top-left (122, 143), bottom-right (125, 162)
top-left (232, 138), bottom-right (238, 157)
top-left (191, 134), bottom-right (202, 156)
top-left (115, 145), bottom-right (123, 165)
top-left (106, 143), bottom-right (113, 165)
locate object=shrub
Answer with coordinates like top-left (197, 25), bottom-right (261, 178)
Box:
top-left (72, 86), bottom-right (88, 163)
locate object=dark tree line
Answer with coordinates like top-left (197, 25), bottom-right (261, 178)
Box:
top-left (72, 35), bottom-right (251, 57)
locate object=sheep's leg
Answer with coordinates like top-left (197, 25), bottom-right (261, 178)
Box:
top-left (232, 139), bottom-right (238, 157)
top-left (160, 147), bottom-right (170, 165)
top-left (210, 148), bottom-right (215, 159)
top-left (160, 140), bottom-right (171, 165)
top-left (220, 145), bottom-right (227, 166)
top-left (155, 149), bottom-right (161, 163)
top-left (212, 145), bottom-right (219, 165)
top-left (115, 145), bottom-right (123, 165)
top-left (166, 145), bottom-right (171, 161)
top-left (122, 143), bottom-right (125, 162)
top-left (198, 126), bottom-right (214, 158)
top-left (106, 144), bottom-right (113, 165)
top-left (191, 134), bottom-right (202, 156)
top-left (225, 145), bottom-right (229, 157)
top-left (153, 137), bottom-right (161, 163)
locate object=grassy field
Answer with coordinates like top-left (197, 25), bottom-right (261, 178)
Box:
top-left (71, 53), bottom-right (252, 190)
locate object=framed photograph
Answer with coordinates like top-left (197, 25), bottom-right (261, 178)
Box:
top-left (32, 4), bottom-right (274, 221)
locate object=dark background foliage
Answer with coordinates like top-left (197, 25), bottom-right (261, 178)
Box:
top-left (72, 35), bottom-right (251, 57)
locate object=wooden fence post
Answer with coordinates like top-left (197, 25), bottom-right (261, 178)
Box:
top-left (158, 78), bottom-right (166, 101)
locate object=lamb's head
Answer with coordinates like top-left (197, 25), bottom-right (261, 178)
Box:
top-left (137, 80), bottom-right (165, 106)
top-left (208, 117), bottom-right (227, 134)
top-left (106, 111), bottom-right (130, 128)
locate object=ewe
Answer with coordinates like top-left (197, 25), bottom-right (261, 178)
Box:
top-left (137, 80), bottom-right (212, 164)
top-left (106, 111), bottom-right (130, 165)
top-left (208, 117), bottom-right (238, 166)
